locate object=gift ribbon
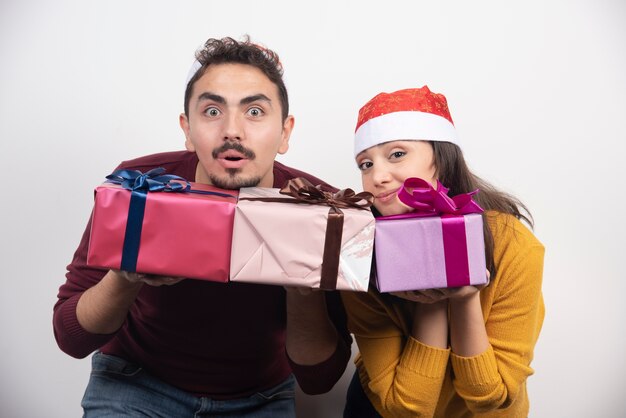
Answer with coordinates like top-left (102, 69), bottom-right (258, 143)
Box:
top-left (240, 177), bottom-right (373, 290)
top-left (105, 168), bottom-right (236, 272)
top-left (380, 177), bottom-right (483, 288)
top-left (393, 177), bottom-right (483, 218)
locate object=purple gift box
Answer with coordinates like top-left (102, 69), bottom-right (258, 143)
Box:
top-left (374, 213), bottom-right (487, 292)
top-left (373, 177), bottom-right (488, 292)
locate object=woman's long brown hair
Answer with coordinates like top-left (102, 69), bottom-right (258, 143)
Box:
top-left (431, 141), bottom-right (533, 277)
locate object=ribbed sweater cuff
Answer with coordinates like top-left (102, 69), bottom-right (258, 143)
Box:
top-left (60, 294), bottom-right (90, 337)
top-left (450, 345), bottom-right (499, 386)
top-left (400, 337), bottom-right (450, 378)
top-left (287, 338), bottom-right (350, 395)
top-left (57, 294), bottom-right (113, 353)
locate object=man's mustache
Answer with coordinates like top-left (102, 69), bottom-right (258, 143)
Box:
top-left (212, 141), bottom-right (256, 160)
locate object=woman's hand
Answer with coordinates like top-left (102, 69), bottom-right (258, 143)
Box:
top-left (391, 270), bottom-right (490, 303)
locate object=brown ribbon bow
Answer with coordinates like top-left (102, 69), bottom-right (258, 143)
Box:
top-left (241, 177), bottom-right (373, 290)
top-left (280, 178), bottom-right (373, 290)
top-left (278, 177), bottom-right (374, 210)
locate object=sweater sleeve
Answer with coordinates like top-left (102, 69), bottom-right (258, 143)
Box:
top-left (287, 291), bottom-right (353, 394)
top-left (450, 216), bottom-right (545, 413)
top-left (52, 214), bottom-right (118, 358)
top-left (342, 290), bottom-right (450, 417)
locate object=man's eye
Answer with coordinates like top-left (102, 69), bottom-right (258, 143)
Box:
top-left (205, 107), bottom-right (220, 117)
top-left (247, 107), bottom-right (263, 117)
top-left (358, 161), bottom-right (373, 171)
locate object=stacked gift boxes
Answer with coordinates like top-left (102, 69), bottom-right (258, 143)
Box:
top-left (86, 170), bottom-right (487, 292)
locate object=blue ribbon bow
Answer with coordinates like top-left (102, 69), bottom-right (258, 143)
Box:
top-left (106, 167), bottom-right (191, 193)
top-left (105, 167), bottom-right (235, 272)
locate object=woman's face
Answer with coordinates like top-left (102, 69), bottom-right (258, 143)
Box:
top-left (356, 140), bottom-right (437, 216)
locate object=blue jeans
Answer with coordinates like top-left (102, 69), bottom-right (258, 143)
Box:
top-left (343, 371), bottom-right (382, 418)
top-left (82, 352), bottom-right (296, 417)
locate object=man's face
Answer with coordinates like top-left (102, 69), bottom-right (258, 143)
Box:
top-left (180, 63), bottom-right (293, 189)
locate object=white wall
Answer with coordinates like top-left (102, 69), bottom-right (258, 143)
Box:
top-left (1, 0), bottom-right (624, 416)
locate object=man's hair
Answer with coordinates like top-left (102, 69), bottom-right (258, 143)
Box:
top-left (184, 36), bottom-right (289, 121)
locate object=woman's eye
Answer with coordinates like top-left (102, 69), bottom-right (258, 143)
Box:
top-left (358, 161), bottom-right (373, 171)
top-left (247, 107), bottom-right (263, 117)
top-left (390, 151), bottom-right (406, 159)
top-left (205, 107), bottom-right (220, 117)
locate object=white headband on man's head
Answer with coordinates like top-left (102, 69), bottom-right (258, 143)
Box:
top-left (185, 59), bottom-right (203, 88)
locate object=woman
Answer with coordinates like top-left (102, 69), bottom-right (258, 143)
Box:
top-left (342, 86), bottom-right (544, 417)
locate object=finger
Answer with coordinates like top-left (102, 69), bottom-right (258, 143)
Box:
top-left (390, 291), bottom-right (420, 302)
top-left (284, 286), bottom-right (315, 295)
top-left (297, 287), bottom-right (313, 295)
top-left (414, 295), bottom-right (438, 304)
top-left (446, 285), bottom-right (481, 300)
top-left (112, 269), bottom-right (139, 283)
top-left (141, 276), bottom-right (183, 287)
top-left (418, 289), bottom-right (444, 300)
top-left (164, 277), bottom-right (185, 285)
top-left (410, 290), bottom-right (440, 304)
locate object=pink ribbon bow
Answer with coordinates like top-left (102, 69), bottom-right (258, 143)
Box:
top-left (390, 177), bottom-right (483, 219)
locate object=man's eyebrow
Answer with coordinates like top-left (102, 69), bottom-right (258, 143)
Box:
top-left (240, 94), bottom-right (272, 106)
top-left (197, 92), bottom-right (226, 104)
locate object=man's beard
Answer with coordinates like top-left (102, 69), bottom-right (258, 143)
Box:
top-left (209, 141), bottom-right (261, 189)
top-left (209, 171), bottom-right (262, 190)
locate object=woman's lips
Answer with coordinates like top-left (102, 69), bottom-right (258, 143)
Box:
top-left (376, 189), bottom-right (397, 203)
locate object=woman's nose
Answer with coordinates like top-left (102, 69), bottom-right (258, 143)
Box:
top-left (371, 164), bottom-right (391, 186)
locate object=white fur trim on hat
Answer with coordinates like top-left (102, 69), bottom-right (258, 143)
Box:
top-left (354, 111), bottom-right (458, 157)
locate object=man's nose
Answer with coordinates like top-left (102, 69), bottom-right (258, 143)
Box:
top-left (223, 113), bottom-right (243, 141)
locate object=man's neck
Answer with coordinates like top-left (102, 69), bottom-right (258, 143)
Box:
top-left (194, 162), bottom-right (211, 185)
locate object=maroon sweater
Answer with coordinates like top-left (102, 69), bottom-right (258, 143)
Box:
top-left (53, 150), bottom-right (351, 398)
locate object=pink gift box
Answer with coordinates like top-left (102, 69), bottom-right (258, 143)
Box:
top-left (374, 213), bottom-right (487, 292)
top-left (87, 182), bottom-right (238, 281)
top-left (229, 186), bottom-right (375, 291)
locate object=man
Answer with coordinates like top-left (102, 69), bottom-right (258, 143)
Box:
top-left (53, 36), bottom-right (351, 417)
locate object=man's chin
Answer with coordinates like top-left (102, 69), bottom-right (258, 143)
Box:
top-left (209, 172), bottom-right (262, 190)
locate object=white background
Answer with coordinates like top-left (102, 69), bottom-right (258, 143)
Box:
top-left (1, 1), bottom-right (624, 417)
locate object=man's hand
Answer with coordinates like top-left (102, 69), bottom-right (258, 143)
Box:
top-left (283, 286), bottom-right (318, 296)
top-left (77, 270), bottom-right (183, 334)
top-left (284, 286), bottom-right (338, 366)
top-left (113, 270), bottom-right (185, 287)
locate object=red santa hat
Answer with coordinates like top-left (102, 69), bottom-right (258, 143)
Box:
top-left (354, 86), bottom-right (458, 157)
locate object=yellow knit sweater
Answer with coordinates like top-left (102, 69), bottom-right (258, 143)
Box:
top-left (341, 212), bottom-right (545, 418)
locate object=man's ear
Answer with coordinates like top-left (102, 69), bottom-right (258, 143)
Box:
top-left (179, 113), bottom-right (195, 152)
top-left (278, 115), bottom-right (295, 155)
